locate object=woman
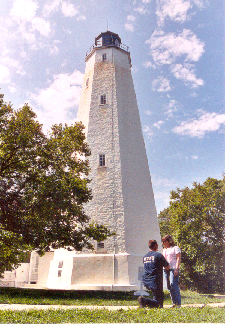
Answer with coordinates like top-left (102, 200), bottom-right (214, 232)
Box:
top-left (162, 235), bottom-right (181, 307)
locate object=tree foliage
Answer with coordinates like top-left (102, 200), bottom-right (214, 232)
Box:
top-left (158, 177), bottom-right (225, 293)
top-left (0, 94), bottom-right (112, 275)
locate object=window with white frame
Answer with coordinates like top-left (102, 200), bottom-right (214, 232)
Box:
top-left (102, 53), bottom-right (107, 62)
top-left (99, 154), bottom-right (105, 167)
top-left (100, 94), bottom-right (106, 105)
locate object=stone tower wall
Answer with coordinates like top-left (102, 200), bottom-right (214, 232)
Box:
top-left (77, 45), bottom-right (161, 256)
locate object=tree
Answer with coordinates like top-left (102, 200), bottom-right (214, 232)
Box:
top-left (0, 94), bottom-right (112, 275)
top-left (158, 177), bottom-right (225, 293)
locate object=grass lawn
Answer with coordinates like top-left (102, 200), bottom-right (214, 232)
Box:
top-left (0, 307), bottom-right (224, 323)
top-left (0, 287), bottom-right (224, 306)
top-left (0, 288), bottom-right (224, 323)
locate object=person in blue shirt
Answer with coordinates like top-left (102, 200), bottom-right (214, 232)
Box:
top-left (138, 239), bottom-right (170, 308)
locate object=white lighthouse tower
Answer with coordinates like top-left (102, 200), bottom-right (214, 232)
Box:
top-left (22, 31), bottom-right (161, 291)
top-left (69, 31), bottom-right (161, 290)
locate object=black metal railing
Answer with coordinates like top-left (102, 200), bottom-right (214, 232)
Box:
top-left (86, 42), bottom-right (129, 57)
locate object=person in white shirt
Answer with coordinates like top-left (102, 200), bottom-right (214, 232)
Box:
top-left (162, 235), bottom-right (181, 307)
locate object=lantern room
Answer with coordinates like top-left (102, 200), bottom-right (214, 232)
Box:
top-left (95, 31), bottom-right (121, 47)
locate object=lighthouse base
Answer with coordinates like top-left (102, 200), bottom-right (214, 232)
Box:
top-left (45, 252), bottom-right (142, 291)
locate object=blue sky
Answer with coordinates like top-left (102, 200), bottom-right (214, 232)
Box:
top-left (1, 0), bottom-right (224, 213)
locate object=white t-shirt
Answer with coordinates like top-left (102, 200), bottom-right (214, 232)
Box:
top-left (163, 246), bottom-right (181, 269)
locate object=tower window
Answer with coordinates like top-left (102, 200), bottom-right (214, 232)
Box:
top-left (97, 242), bottom-right (105, 250)
top-left (86, 78), bottom-right (89, 88)
top-left (102, 53), bottom-right (107, 62)
top-left (58, 261), bottom-right (63, 277)
top-left (100, 94), bottom-right (106, 105)
top-left (58, 261), bottom-right (63, 268)
top-left (99, 154), bottom-right (105, 167)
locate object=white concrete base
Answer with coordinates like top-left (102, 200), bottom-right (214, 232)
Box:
top-left (24, 283), bottom-right (138, 291)
top-left (23, 284), bottom-right (48, 289)
top-left (70, 284), bottom-right (138, 291)
top-left (41, 251), bottom-right (144, 291)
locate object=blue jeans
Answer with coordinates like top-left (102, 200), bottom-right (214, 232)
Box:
top-left (144, 285), bottom-right (164, 308)
top-left (164, 269), bottom-right (181, 305)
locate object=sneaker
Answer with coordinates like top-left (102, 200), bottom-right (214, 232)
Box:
top-left (138, 296), bottom-right (146, 308)
top-left (145, 298), bottom-right (160, 308)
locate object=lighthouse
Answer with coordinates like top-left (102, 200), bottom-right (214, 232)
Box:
top-left (22, 31), bottom-right (161, 291)
top-left (69, 31), bottom-right (161, 290)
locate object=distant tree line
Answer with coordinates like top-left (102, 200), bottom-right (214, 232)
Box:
top-left (159, 177), bottom-right (225, 293)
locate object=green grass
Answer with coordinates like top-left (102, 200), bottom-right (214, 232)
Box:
top-left (0, 307), bottom-right (224, 323)
top-left (0, 288), bottom-right (224, 323)
top-left (0, 287), bottom-right (224, 306)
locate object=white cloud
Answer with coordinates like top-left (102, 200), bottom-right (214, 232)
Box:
top-left (153, 120), bottom-right (164, 129)
top-left (193, 0), bottom-right (205, 8)
top-left (32, 17), bottom-right (51, 37)
top-left (154, 190), bottom-right (171, 212)
top-left (26, 33), bottom-right (37, 44)
top-left (20, 49), bottom-right (28, 59)
top-left (156, 0), bottom-right (191, 26)
top-left (77, 15), bottom-right (86, 21)
top-left (165, 99), bottom-right (179, 117)
top-left (10, 0), bottom-right (38, 22)
top-left (152, 76), bottom-right (171, 92)
top-left (125, 23), bottom-right (134, 32)
top-left (173, 112), bottom-right (225, 138)
top-left (191, 155), bottom-right (198, 159)
top-left (61, 1), bottom-right (78, 17)
top-left (9, 0), bottom-right (51, 42)
top-left (143, 61), bottom-right (156, 69)
top-left (171, 63), bottom-right (204, 88)
top-left (1, 57), bottom-right (20, 69)
top-left (166, 152), bottom-right (185, 160)
top-left (32, 70), bottom-right (83, 132)
top-left (145, 110), bottom-right (152, 115)
top-left (127, 14), bottom-right (136, 21)
top-left (43, 0), bottom-right (60, 16)
top-left (49, 45), bottom-right (60, 55)
top-left (151, 175), bottom-right (179, 212)
top-left (0, 65), bottom-right (10, 83)
top-left (143, 125), bottom-right (154, 138)
top-left (43, 0), bottom-right (82, 19)
top-left (156, 0), bottom-right (206, 26)
top-left (131, 65), bottom-right (138, 73)
top-left (152, 175), bottom-right (178, 188)
top-left (8, 85), bottom-right (17, 93)
top-left (146, 29), bottom-right (205, 65)
top-left (134, 6), bottom-right (148, 14)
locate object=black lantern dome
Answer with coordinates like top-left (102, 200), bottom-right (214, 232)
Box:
top-left (95, 31), bottom-right (121, 47)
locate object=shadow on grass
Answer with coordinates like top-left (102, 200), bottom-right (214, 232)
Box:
top-left (0, 287), bottom-right (137, 301)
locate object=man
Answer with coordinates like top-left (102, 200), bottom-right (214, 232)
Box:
top-left (138, 239), bottom-right (169, 308)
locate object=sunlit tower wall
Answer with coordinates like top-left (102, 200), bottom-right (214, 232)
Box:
top-left (73, 31), bottom-right (161, 290)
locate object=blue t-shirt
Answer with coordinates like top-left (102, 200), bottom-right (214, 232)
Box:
top-left (143, 251), bottom-right (169, 289)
